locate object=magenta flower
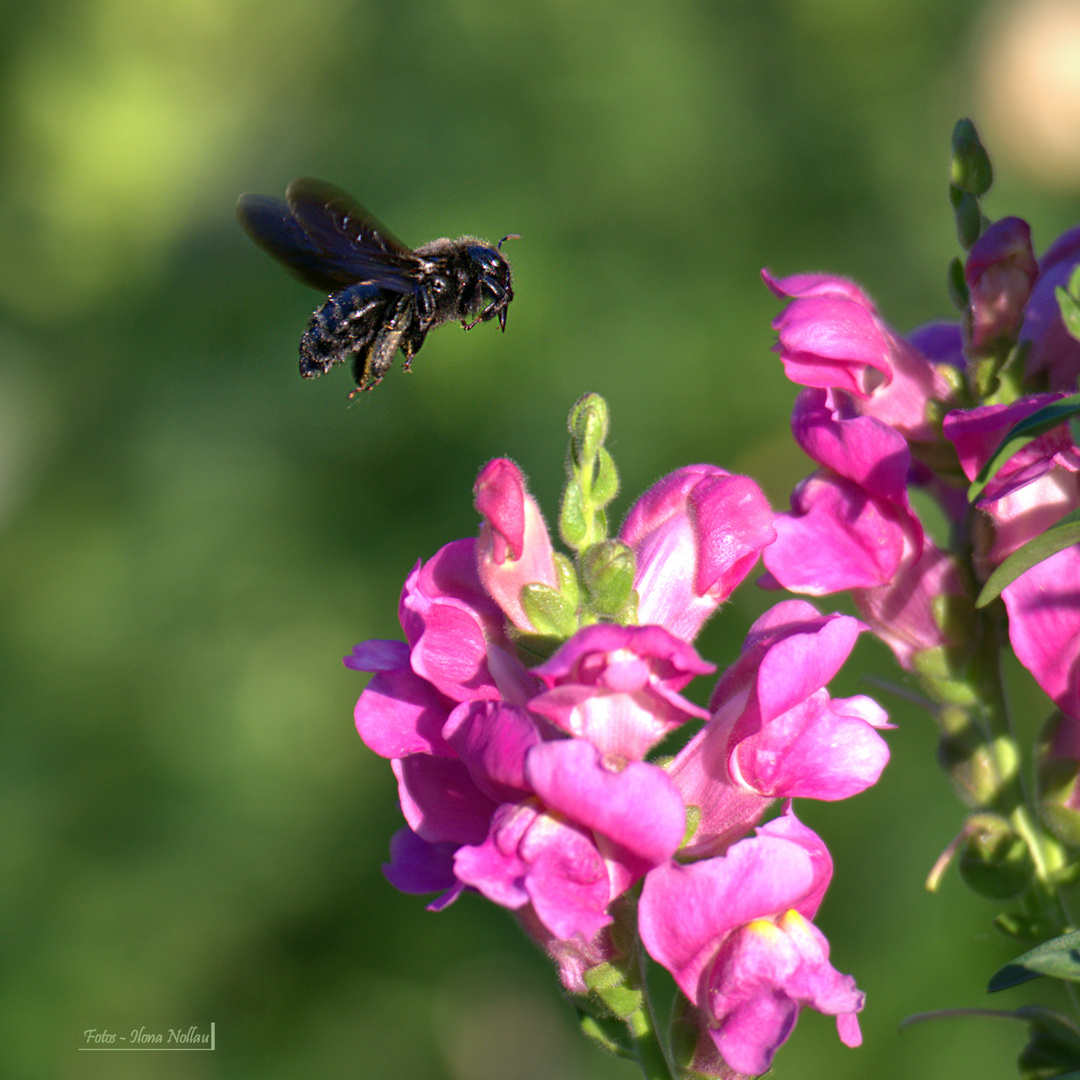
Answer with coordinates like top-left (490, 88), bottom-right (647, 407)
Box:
top-left (1022, 224), bottom-right (1080, 390)
top-left (474, 458), bottom-right (559, 632)
top-left (763, 270), bottom-right (957, 443)
top-left (668, 601), bottom-right (890, 857)
top-left (528, 623), bottom-right (715, 759)
top-left (639, 806), bottom-right (864, 1077)
top-left (762, 385), bottom-right (925, 587)
top-left (942, 396), bottom-right (1080, 716)
top-left (943, 395), bottom-right (1080, 571)
top-left (760, 383), bottom-right (970, 669)
top-left (1000, 546), bottom-right (1080, 724)
top-left (396, 538), bottom-right (535, 704)
top-left (619, 464), bottom-right (775, 641)
top-left (346, 411), bottom-right (886, 1072)
top-left (454, 737), bottom-right (686, 940)
top-left (964, 216), bottom-right (1039, 349)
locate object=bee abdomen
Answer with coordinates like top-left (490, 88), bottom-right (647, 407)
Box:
top-left (299, 285), bottom-right (386, 378)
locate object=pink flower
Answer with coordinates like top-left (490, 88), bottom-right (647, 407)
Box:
top-left (619, 465), bottom-right (775, 641)
top-left (474, 458), bottom-right (559, 632)
top-left (346, 540), bottom-right (545, 903)
top-left (762, 388), bottom-right (924, 596)
top-left (763, 270), bottom-right (956, 442)
top-left (668, 602), bottom-right (890, 857)
top-left (454, 737), bottom-right (686, 941)
top-left (1000, 546), bottom-right (1080, 723)
top-left (965, 217), bottom-right (1038, 349)
top-left (850, 540), bottom-right (969, 670)
top-left (762, 386), bottom-right (970, 670)
top-left (1022, 224), bottom-right (1080, 390)
top-left (639, 806), bottom-right (864, 1077)
top-left (944, 397), bottom-right (1080, 722)
top-left (397, 539), bottom-right (534, 704)
top-left (347, 434), bottom-right (886, 1047)
top-left (944, 395), bottom-right (1080, 570)
top-left (763, 470), bottom-right (911, 594)
top-left (528, 623), bottom-right (715, 759)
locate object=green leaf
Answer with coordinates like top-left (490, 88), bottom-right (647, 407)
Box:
top-left (968, 393), bottom-right (1080, 502)
top-left (976, 509), bottom-right (1080, 607)
top-left (1015, 1006), bottom-right (1080, 1080)
top-left (576, 1011), bottom-right (636, 1060)
top-left (947, 256), bottom-right (969, 311)
top-left (559, 480), bottom-right (588, 549)
top-left (989, 930), bottom-right (1080, 992)
top-left (1057, 284), bottom-right (1080, 344)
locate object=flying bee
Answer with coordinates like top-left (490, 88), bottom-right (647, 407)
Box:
top-left (236, 178), bottom-right (517, 394)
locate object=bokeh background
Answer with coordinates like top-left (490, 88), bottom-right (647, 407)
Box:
top-left (4, 1), bottom-right (1080, 1077)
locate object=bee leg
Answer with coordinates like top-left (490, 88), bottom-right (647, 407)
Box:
top-left (355, 296), bottom-right (414, 388)
top-left (462, 280), bottom-right (510, 330)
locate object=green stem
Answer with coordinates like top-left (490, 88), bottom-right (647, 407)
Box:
top-left (628, 946), bottom-right (675, 1080)
top-left (974, 612), bottom-right (1066, 889)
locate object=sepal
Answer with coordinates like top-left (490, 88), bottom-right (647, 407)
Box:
top-left (575, 1010), bottom-right (636, 1061)
top-left (519, 582), bottom-right (578, 639)
top-left (957, 813), bottom-right (1034, 899)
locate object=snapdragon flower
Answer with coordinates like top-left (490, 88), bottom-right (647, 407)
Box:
top-left (640, 805), bottom-right (864, 1077)
top-left (761, 122), bottom-right (1080, 948)
top-left (347, 396), bottom-right (886, 1077)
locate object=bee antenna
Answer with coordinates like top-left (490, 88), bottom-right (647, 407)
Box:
top-left (497, 233), bottom-right (521, 250)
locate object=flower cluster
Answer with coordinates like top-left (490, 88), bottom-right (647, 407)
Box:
top-left (347, 398), bottom-right (890, 1077)
top-left (760, 126), bottom-right (1080, 860)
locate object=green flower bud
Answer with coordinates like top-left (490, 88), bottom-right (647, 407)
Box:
top-left (568, 393), bottom-right (610, 466)
top-left (950, 118), bottom-right (993, 196)
top-left (559, 480), bottom-right (590, 550)
top-left (957, 813), bottom-right (1034, 899)
top-left (951, 188), bottom-right (984, 250)
top-left (580, 540), bottom-right (637, 619)
top-left (1037, 712), bottom-right (1080, 849)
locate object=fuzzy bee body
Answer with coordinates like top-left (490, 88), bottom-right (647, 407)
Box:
top-left (237, 178), bottom-right (515, 393)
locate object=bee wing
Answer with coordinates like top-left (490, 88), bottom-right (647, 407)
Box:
top-left (236, 192), bottom-right (368, 292)
top-left (284, 178), bottom-right (422, 296)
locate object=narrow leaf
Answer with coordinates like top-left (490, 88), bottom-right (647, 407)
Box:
top-left (1057, 285), bottom-right (1080, 343)
top-left (969, 393), bottom-right (1080, 502)
top-left (989, 930), bottom-right (1080, 992)
top-left (976, 510), bottom-right (1080, 606)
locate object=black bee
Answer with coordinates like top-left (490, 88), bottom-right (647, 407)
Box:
top-left (236, 178), bottom-right (516, 393)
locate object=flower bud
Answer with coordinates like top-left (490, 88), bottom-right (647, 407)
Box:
top-left (580, 539), bottom-right (637, 619)
top-left (965, 217), bottom-right (1039, 348)
top-left (950, 119), bottom-right (993, 197)
top-left (474, 458), bottom-right (559, 632)
top-left (1037, 711), bottom-right (1080, 848)
top-left (957, 813), bottom-right (1034, 899)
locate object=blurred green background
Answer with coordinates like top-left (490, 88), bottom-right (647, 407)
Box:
top-left (4, 1), bottom-right (1080, 1077)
